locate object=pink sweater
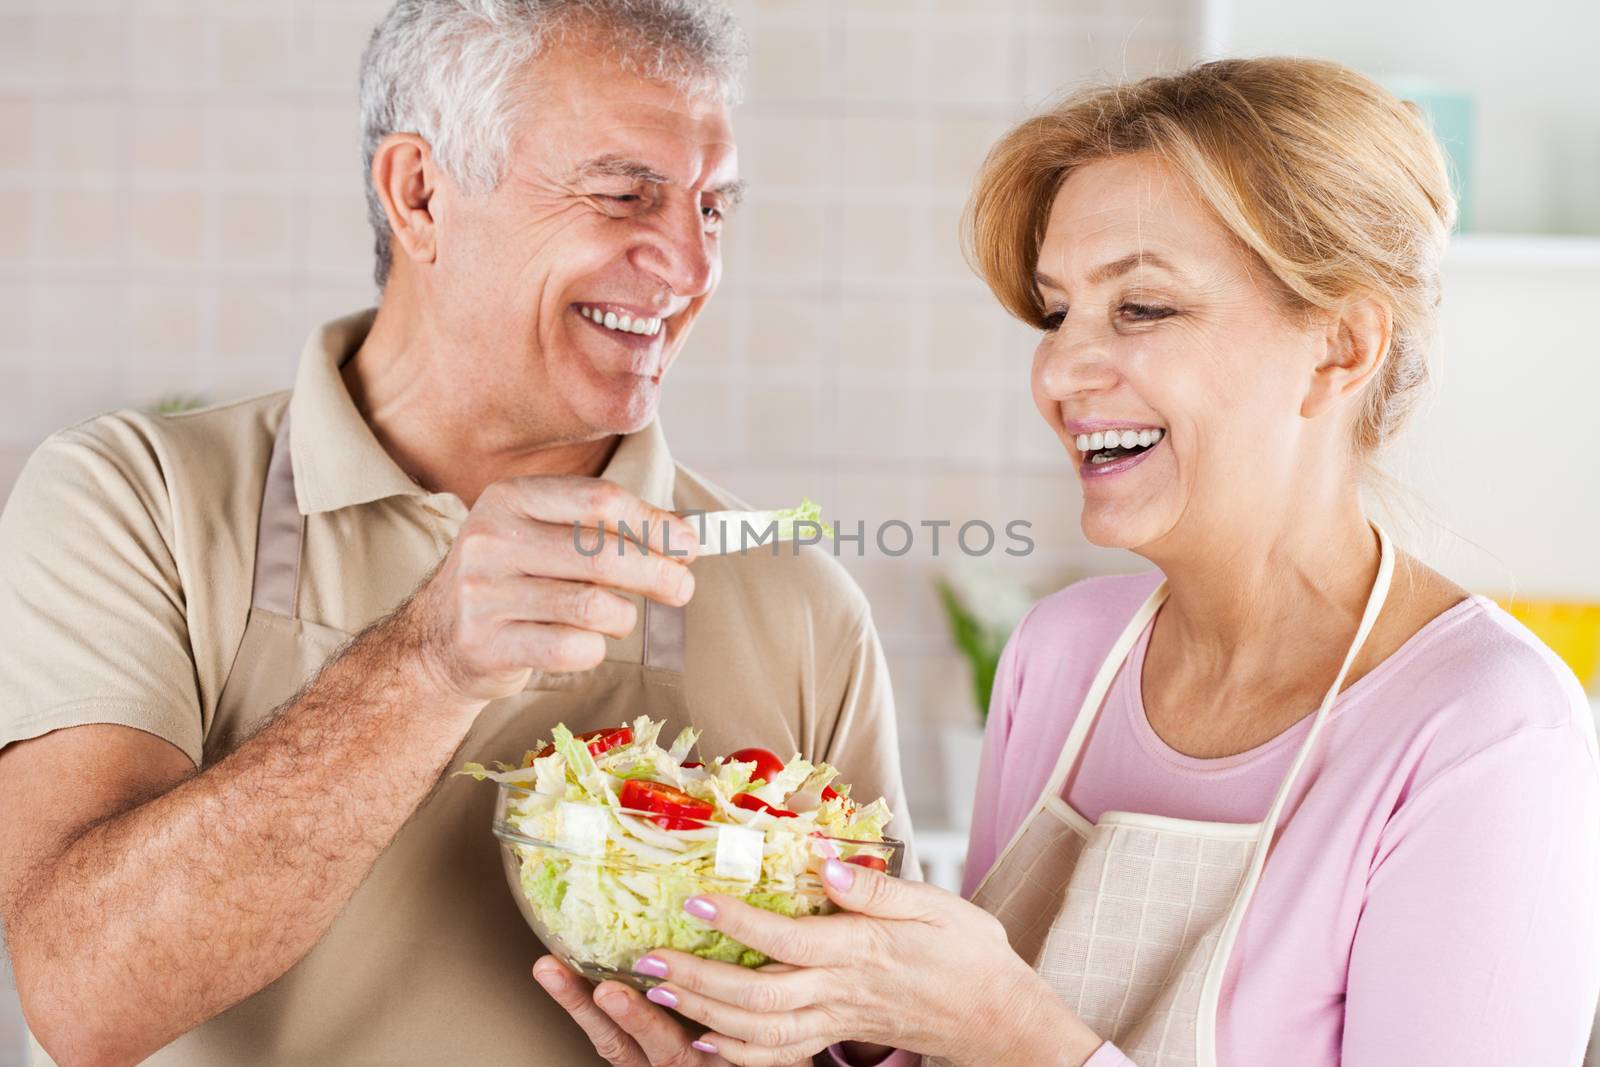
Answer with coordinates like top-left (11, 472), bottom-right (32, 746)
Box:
top-left (836, 572), bottom-right (1600, 1067)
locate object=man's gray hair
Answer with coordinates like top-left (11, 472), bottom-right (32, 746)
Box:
top-left (358, 0), bottom-right (747, 288)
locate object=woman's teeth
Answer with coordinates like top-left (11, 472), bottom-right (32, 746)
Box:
top-left (1075, 428), bottom-right (1164, 452)
top-left (1076, 427), bottom-right (1164, 465)
top-left (579, 306), bottom-right (663, 338)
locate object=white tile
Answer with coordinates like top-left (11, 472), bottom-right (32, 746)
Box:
top-left (39, 13), bottom-right (127, 90)
top-left (128, 13), bottom-right (213, 89)
top-left (38, 99), bottom-right (121, 173)
top-left (130, 100), bottom-right (209, 174)
top-left (747, 15), bottom-right (833, 103)
top-left (216, 14), bottom-right (296, 89)
top-left (744, 295), bottom-right (826, 375)
top-left (736, 114), bottom-right (833, 188)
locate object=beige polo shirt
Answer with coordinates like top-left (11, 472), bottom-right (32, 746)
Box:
top-left (0, 310), bottom-right (911, 1064)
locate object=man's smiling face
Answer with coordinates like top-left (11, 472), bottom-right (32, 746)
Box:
top-left (425, 36), bottom-right (740, 442)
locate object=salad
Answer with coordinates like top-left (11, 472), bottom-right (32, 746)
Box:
top-left (461, 717), bottom-right (896, 976)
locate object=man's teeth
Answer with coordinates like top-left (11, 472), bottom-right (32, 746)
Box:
top-left (1074, 428), bottom-right (1165, 452)
top-left (579, 306), bottom-right (663, 337)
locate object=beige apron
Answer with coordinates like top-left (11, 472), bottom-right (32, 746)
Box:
top-left (933, 527), bottom-right (1394, 1067)
top-left (29, 413), bottom-right (690, 1065)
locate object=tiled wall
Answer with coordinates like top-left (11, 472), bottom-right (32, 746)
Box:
top-left (0, 0), bottom-right (1201, 824)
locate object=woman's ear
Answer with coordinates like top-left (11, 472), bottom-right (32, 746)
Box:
top-left (1302, 296), bottom-right (1392, 420)
top-left (370, 132), bottom-right (440, 272)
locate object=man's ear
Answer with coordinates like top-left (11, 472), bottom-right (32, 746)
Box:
top-left (1302, 296), bottom-right (1392, 420)
top-left (370, 132), bottom-right (440, 270)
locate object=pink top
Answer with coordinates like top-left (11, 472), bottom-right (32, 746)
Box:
top-left (835, 572), bottom-right (1600, 1067)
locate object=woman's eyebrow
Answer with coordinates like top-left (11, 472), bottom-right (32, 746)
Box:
top-left (1034, 252), bottom-right (1183, 291)
top-left (575, 155), bottom-right (745, 205)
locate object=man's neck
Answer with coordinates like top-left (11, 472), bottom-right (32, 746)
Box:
top-left (342, 301), bottom-right (619, 508)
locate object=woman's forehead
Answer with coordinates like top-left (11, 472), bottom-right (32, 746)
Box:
top-left (1039, 156), bottom-right (1238, 285)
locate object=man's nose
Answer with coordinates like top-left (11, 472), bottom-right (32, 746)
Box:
top-left (635, 205), bottom-right (716, 299)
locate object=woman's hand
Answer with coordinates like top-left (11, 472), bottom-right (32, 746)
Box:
top-left (533, 956), bottom-right (811, 1067)
top-left (627, 860), bottom-right (1105, 1067)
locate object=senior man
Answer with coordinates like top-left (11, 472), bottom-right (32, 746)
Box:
top-left (0, 2), bottom-right (910, 1065)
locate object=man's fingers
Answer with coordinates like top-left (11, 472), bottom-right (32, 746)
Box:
top-left (489, 622), bottom-right (609, 674)
top-left (592, 980), bottom-right (708, 1067)
top-left (489, 476), bottom-right (700, 562)
top-left (532, 957), bottom-right (649, 1067)
top-left (492, 517), bottom-right (695, 607)
top-left (467, 576), bottom-right (639, 640)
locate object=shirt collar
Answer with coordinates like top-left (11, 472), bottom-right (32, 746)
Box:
top-left (287, 309), bottom-right (678, 516)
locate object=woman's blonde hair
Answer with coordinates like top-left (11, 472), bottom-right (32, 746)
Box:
top-left (965, 57), bottom-right (1457, 455)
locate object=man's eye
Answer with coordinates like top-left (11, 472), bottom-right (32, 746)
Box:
top-left (602, 194), bottom-right (642, 203)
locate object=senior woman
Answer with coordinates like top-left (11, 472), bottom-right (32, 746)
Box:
top-left (558, 58), bottom-right (1600, 1067)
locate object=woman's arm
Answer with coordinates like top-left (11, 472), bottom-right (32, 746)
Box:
top-left (1342, 722), bottom-right (1600, 1064)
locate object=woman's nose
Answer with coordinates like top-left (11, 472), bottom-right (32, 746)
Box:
top-left (1035, 333), bottom-right (1118, 400)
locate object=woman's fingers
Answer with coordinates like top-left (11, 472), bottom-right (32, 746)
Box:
top-left (681, 895), bottom-right (841, 967)
top-left (688, 1032), bottom-right (828, 1067)
top-left (637, 952), bottom-right (820, 1015)
top-left (819, 858), bottom-right (951, 922)
top-left (643, 977), bottom-right (831, 1057)
top-left (532, 958), bottom-right (650, 1067)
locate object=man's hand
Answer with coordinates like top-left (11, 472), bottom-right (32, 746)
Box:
top-left (402, 476), bottom-right (699, 703)
top-left (533, 957), bottom-right (812, 1067)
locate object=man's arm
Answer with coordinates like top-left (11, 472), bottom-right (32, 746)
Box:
top-left (0, 477), bottom-right (699, 1067)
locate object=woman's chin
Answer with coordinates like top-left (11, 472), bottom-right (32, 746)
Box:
top-left (1079, 508), bottom-right (1163, 552)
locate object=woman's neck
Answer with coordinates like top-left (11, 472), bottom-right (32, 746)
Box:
top-left (1153, 505), bottom-right (1381, 668)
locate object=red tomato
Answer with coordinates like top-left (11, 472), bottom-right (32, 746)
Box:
top-left (844, 854), bottom-right (888, 872)
top-left (733, 793), bottom-right (798, 818)
top-left (529, 726), bottom-right (633, 765)
top-left (681, 761), bottom-right (703, 769)
top-left (821, 785), bottom-right (841, 803)
top-left (727, 747), bottom-right (785, 785)
top-left (619, 779), bottom-right (714, 830)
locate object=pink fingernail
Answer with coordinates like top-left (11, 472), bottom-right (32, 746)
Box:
top-left (692, 1039), bottom-right (719, 1054)
top-left (823, 858), bottom-right (854, 891)
top-left (646, 986), bottom-right (679, 1009)
top-left (684, 896), bottom-right (718, 921)
top-left (633, 955), bottom-right (669, 978)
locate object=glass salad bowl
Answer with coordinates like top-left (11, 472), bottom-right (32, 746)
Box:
top-left (493, 781), bottom-right (905, 990)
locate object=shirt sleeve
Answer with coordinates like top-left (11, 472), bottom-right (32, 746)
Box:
top-left (0, 423), bottom-right (204, 764)
top-left (1342, 720), bottom-right (1600, 1065)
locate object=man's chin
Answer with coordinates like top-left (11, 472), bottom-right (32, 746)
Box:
top-left (574, 379), bottom-right (662, 437)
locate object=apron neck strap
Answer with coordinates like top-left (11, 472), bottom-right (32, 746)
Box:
top-left (252, 412), bottom-right (305, 617)
top-left (250, 410), bottom-right (690, 676)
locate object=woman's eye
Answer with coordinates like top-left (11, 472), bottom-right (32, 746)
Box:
top-left (1041, 308), bottom-right (1067, 332)
top-left (1120, 302), bottom-right (1175, 322)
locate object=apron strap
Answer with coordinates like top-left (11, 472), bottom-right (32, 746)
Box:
top-left (643, 599), bottom-right (686, 674)
top-left (249, 408), bottom-right (687, 676)
top-left (252, 412), bottom-right (305, 618)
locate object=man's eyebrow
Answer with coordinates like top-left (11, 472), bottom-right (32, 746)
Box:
top-left (1033, 251), bottom-right (1182, 291)
top-left (577, 156), bottom-right (673, 184)
top-left (709, 179), bottom-right (746, 207)
top-left (576, 156), bottom-right (746, 206)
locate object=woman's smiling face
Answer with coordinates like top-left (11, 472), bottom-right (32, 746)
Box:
top-left (1032, 152), bottom-right (1335, 554)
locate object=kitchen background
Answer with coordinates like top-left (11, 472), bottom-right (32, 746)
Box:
top-left (3, 0), bottom-right (1598, 1062)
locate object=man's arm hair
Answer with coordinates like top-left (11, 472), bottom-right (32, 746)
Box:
top-left (0, 610), bottom-right (479, 1067)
